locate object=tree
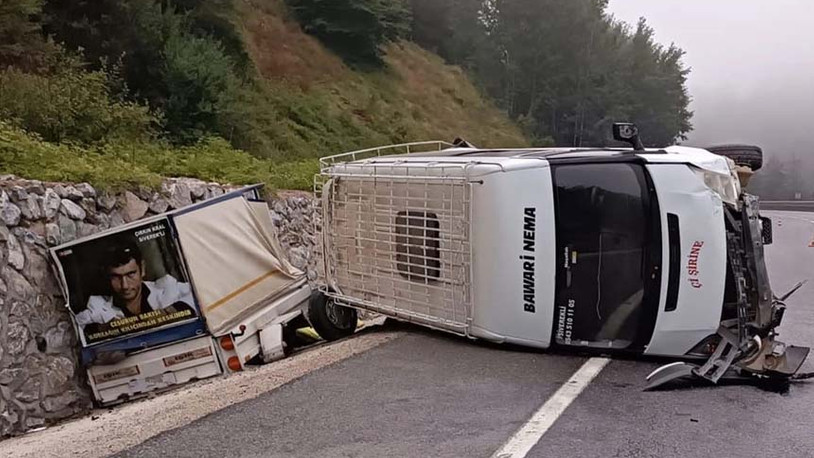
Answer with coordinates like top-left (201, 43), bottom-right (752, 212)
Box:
top-left (161, 32), bottom-right (237, 143)
top-left (286, 0), bottom-right (412, 66)
top-left (163, 0), bottom-right (250, 72)
top-left (40, 0), bottom-right (247, 144)
top-left (408, 0), bottom-right (452, 55)
top-left (42, 0), bottom-right (180, 102)
top-left (617, 19), bottom-right (692, 146)
top-left (407, 0), bottom-right (693, 146)
top-left (0, 0), bottom-right (55, 70)
top-left (0, 64), bottom-right (156, 144)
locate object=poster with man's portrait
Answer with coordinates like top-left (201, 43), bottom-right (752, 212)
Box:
top-left (53, 218), bottom-right (200, 346)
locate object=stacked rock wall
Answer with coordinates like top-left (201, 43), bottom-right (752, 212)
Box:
top-left (0, 176), bottom-right (318, 438)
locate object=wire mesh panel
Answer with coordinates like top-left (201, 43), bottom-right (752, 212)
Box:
top-left (320, 168), bottom-right (472, 333)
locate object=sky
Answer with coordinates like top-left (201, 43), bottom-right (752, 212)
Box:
top-left (607, 0), bottom-right (814, 159)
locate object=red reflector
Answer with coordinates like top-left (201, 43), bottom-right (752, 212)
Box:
top-left (220, 336), bottom-right (234, 351)
top-left (227, 356), bottom-right (242, 371)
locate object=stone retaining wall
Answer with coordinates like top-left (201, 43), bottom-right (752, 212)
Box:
top-left (0, 176), bottom-right (318, 438)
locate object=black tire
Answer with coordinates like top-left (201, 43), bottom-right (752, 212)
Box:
top-left (706, 144), bottom-right (763, 171)
top-left (307, 291), bottom-right (358, 341)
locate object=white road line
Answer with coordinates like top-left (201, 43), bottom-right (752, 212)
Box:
top-left (491, 357), bottom-right (611, 458)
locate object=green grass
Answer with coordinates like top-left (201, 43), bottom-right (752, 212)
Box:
top-left (237, 1), bottom-right (529, 156)
top-left (0, 123), bottom-right (317, 191)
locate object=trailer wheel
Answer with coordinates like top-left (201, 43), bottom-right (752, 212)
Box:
top-left (308, 291), bottom-right (357, 341)
top-left (706, 144), bottom-right (763, 171)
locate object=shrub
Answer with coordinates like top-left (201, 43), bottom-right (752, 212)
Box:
top-left (0, 65), bottom-right (158, 144)
top-left (0, 122), bottom-right (318, 191)
top-left (41, 1), bottom-right (249, 146)
top-left (0, 122), bottom-right (161, 189)
top-left (161, 32), bottom-right (239, 144)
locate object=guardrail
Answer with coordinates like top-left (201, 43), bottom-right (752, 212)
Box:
top-left (760, 201), bottom-right (814, 212)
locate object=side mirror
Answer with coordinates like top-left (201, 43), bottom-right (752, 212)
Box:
top-left (612, 123), bottom-right (645, 151)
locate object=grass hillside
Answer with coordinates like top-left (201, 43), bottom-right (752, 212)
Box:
top-left (0, 0), bottom-right (526, 191)
top-left (239, 0), bottom-right (526, 150)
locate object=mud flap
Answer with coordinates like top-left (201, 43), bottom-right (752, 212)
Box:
top-left (259, 310), bottom-right (303, 363)
top-left (259, 324), bottom-right (285, 363)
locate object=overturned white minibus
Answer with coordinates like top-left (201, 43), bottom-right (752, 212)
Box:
top-left (316, 124), bottom-right (809, 388)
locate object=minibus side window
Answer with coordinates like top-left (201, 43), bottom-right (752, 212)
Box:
top-left (395, 211), bottom-right (441, 282)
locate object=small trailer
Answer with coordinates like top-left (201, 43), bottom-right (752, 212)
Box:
top-left (315, 124), bottom-right (809, 388)
top-left (51, 185), bottom-right (346, 405)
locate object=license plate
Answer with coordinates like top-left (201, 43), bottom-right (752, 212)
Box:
top-left (92, 365), bottom-right (140, 384)
top-left (162, 346), bottom-right (213, 367)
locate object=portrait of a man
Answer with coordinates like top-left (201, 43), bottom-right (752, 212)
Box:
top-left (54, 218), bottom-right (200, 346)
top-left (75, 242), bottom-right (195, 333)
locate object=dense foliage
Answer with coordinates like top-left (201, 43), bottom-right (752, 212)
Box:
top-left (285, 0), bottom-right (411, 66)
top-left (41, 0), bottom-right (248, 145)
top-left (0, 122), bottom-right (318, 191)
top-left (409, 0), bottom-right (692, 146)
top-left (0, 0), bottom-right (57, 70)
top-left (0, 62), bottom-right (157, 144)
top-left (0, 0), bottom-right (690, 190)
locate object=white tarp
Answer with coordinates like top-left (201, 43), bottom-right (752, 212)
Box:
top-left (173, 196), bottom-right (303, 335)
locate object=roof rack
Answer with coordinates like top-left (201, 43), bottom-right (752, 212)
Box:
top-left (319, 141), bottom-right (454, 171)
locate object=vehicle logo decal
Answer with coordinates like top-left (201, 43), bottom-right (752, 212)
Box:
top-left (521, 207), bottom-right (536, 313)
top-left (686, 240), bottom-right (704, 288)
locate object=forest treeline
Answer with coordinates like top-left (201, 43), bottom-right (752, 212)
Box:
top-left (409, 0), bottom-right (692, 146)
top-left (0, 0), bottom-right (691, 189)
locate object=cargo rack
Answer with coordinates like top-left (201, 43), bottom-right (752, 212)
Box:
top-left (318, 141), bottom-right (454, 171)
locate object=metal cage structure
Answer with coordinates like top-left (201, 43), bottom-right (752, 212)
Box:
top-left (316, 145), bottom-right (474, 334)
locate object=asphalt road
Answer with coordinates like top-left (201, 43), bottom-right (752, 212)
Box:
top-left (115, 211), bottom-right (814, 458)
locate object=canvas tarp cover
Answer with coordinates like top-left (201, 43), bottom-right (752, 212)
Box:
top-left (173, 196), bottom-right (303, 335)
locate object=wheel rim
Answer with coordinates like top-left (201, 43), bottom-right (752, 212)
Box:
top-left (325, 300), bottom-right (355, 330)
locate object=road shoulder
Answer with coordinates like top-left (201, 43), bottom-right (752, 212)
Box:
top-left (0, 330), bottom-right (404, 458)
